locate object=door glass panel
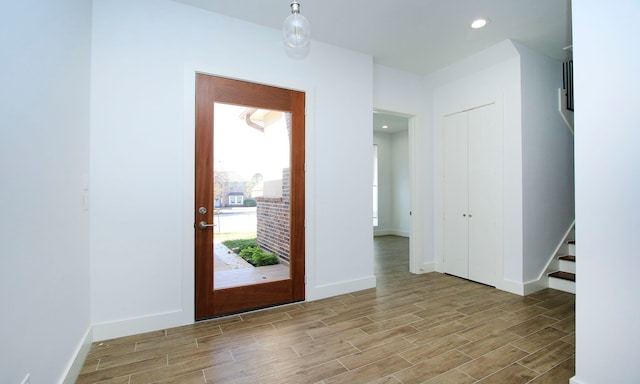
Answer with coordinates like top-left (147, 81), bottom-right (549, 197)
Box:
top-left (213, 102), bottom-right (291, 290)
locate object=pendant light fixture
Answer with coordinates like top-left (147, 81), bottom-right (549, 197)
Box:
top-left (283, 1), bottom-right (310, 59)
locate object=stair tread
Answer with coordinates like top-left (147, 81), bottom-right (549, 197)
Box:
top-left (549, 271), bottom-right (576, 282)
top-left (559, 255), bottom-right (576, 262)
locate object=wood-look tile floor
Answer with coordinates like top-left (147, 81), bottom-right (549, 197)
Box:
top-left (77, 236), bottom-right (575, 384)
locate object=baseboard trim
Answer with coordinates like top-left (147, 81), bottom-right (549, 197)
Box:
top-left (373, 229), bottom-right (409, 237)
top-left (502, 278), bottom-right (559, 296)
top-left (306, 275), bottom-right (376, 302)
top-left (92, 275), bottom-right (377, 341)
top-left (92, 310), bottom-right (192, 341)
top-left (416, 262), bottom-right (435, 274)
top-left (523, 278), bottom-right (549, 295)
top-left (61, 327), bottom-right (92, 384)
top-left (495, 278), bottom-right (525, 296)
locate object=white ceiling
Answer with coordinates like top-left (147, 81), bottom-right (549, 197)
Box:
top-left (373, 112), bottom-right (409, 134)
top-left (172, 0), bottom-right (572, 76)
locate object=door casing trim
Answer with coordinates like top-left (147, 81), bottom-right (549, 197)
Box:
top-left (182, 65), bottom-right (317, 323)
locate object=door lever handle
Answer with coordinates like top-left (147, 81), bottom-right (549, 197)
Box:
top-left (198, 221), bottom-right (215, 229)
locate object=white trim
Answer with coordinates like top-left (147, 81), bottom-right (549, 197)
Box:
top-left (374, 229), bottom-right (409, 237)
top-left (443, 102), bottom-right (496, 117)
top-left (408, 114), bottom-right (424, 274)
top-left (539, 220), bottom-right (576, 281)
top-left (180, 66), bottom-right (197, 334)
top-left (60, 327), bottom-right (92, 384)
top-left (417, 262), bottom-right (435, 274)
top-left (496, 278), bottom-right (526, 296)
top-left (373, 229), bottom-right (394, 236)
top-left (523, 278), bottom-right (548, 296)
top-left (92, 310), bottom-right (187, 341)
top-left (371, 108), bottom-right (423, 275)
top-left (558, 88), bottom-right (574, 134)
top-left (306, 275), bottom-right (376, 302)
top-left (523, 220), bottom-right (576, 293)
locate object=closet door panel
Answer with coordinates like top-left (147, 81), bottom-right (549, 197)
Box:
top-left (468, 104), bottom-right (501, 286)
top-left (443, 112), bottom-right (469, 278)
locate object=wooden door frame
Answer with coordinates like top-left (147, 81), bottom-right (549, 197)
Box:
top-left (194, 74), bottom-right (306, 319)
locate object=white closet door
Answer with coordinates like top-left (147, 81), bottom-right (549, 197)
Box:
top-left (468, 103), bottom-right (501, 286)
top-left (443, 112), bottom-right (469, 278)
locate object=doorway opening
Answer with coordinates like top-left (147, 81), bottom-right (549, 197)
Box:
top-left (372, 110), bottom-right (414, 271)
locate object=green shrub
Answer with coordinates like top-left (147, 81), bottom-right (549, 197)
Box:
top-left (243, 198), bottom-right (257, 207)
top-left (223, 238), bottom-right (257, 252)
top-left (239, 246), bottom-right (259, 261)
top-left (238, 246), bottom-right (279, 267)
top-left (252, 252), bottom-right (279, 266)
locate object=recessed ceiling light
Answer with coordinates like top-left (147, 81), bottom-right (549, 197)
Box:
top-left (382, 125), bottom-right (389, 129)
top-left (471, 18), bottom-right (488, 29)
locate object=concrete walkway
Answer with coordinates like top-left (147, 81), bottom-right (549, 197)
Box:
top-left (213, 241), bottom-right (253, 271)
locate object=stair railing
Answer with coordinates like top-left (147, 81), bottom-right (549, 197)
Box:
top-left (559, 60), bottom-right (574, 133)
top-left (562, 61), bottom-right (574, 111)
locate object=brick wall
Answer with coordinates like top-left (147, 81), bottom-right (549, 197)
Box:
top-left (256, 168), bottom-right (290, 262)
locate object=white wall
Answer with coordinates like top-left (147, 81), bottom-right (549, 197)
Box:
top-left (373, 64), bottom-right (433, 272)
top-left (0, 1), bottom-right (92, 383)
top-left (90, 0), bottom-right (375, 339)
top-left (572, 2), bottom-right (640, 383)
top-left (373, 132), bottom-right (393, 233)
top-left (391, 130), bottom-right (410, 236)
top-left (516, 42), bottom-right (575, 283)
top-left (373, 130), bottom-right (409, 237)
top-left (429, 41), bottom-right (524, 293)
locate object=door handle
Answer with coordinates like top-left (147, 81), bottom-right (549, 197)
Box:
top-left (198, 221), bottom-right (215, 229)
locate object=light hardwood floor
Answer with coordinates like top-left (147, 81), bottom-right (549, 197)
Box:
top-left (77, 236), bottom-right (575, 384)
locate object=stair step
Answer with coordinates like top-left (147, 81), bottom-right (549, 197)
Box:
top-left (559, 255), bottom-right (576, 274)
top-left (549, 271), bottom-right (575, 282)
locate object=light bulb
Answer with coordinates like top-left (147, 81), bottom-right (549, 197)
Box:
top-left (283, 11), bottom-right (310, 48)
top-left (283, 1), bottom-right (310, 59)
